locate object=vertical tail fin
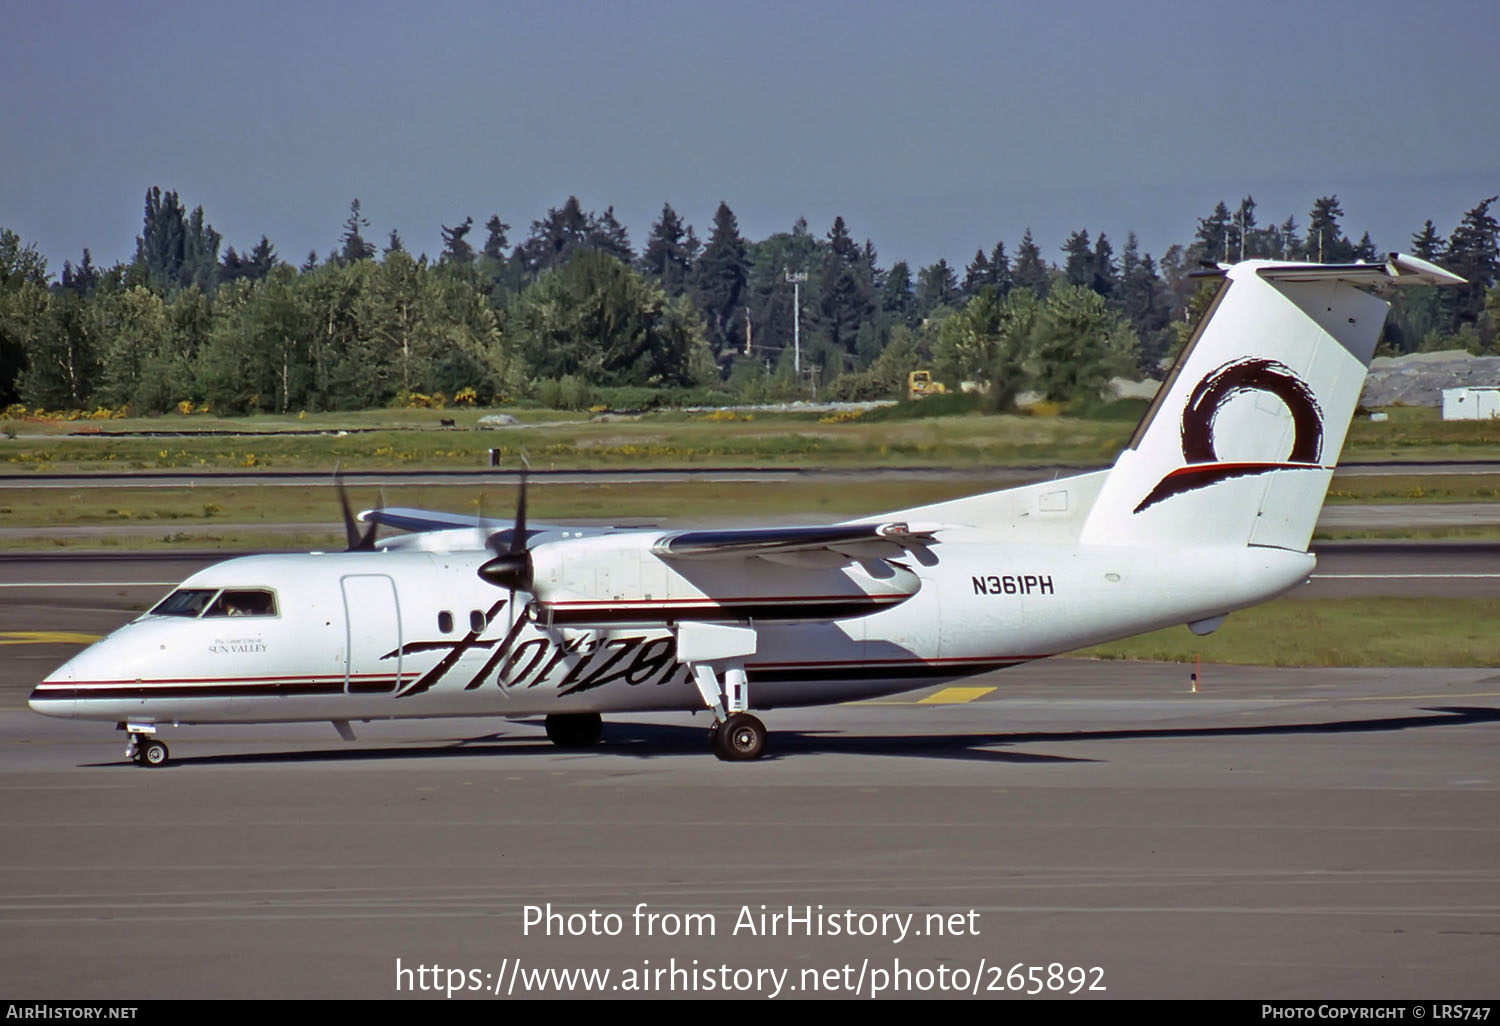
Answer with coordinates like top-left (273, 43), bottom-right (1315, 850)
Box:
top-left (1080, 255), bottom-right (1464, 551)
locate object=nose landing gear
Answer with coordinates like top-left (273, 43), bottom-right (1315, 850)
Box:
top-left (123, 724), bottom-right (170, 767)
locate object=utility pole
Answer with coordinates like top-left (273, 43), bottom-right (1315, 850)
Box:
top-left (785, 270), bottom-right (807, 374)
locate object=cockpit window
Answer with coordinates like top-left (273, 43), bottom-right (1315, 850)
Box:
top-left (203, 589), bottom-right (278, 618)
top-left (150, 588), bottom-right (220, 617)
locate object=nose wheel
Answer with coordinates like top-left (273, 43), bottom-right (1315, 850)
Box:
top-left (711, 712), bottom-right (766, 761)
top-left (125, 729), bottom-right (170, 768)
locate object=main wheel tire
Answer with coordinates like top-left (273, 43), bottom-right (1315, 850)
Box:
top-left (712, 712), bottom-right (766, 761)
top-left (545, 713), bottom-right (603, 748)
top-left (139, 739), bottom-right (170, 767)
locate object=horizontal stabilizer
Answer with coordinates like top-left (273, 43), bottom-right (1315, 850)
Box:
top-left (1254, 253), bottom-right (1465, 292)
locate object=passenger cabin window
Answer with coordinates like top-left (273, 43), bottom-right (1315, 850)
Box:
top-left (203, 589), bottom-right (278, 618)
top-left (469, 610), bottom-right (486, 633)
top-left (150, 588), bottom-right (219, 617)
top-left (438, 611), bottom-right (454, 634)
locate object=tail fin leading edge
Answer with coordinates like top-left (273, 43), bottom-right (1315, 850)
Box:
top-left (1080, 254), bottom-right (1464, 551)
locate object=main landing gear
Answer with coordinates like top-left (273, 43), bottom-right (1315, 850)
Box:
top-left (710, 712), bottom-right (767, 761)
top-left (123, 724), bottom-right (170, 767)
top-left (545, 712), bottom-right (603, 749)
top-left (690, 663), bottom-right (768, 762)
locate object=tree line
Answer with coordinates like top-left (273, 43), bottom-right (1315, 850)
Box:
top-left (1, 189), bottom-right (1495, 414)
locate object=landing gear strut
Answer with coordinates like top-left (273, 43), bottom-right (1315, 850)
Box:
top-left (545, 712), bottom-right (603, 748)
top-left (691, 663), bottom-right (768, 761)
top-left (677, 625), bottom-right (767, 761)
top-left (123, 725), bottom-right (169, 767)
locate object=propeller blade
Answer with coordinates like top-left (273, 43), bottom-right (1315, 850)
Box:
top-left (334, 464), bottom-right (362, 550)
top-left (359, 495), bottom-right (381, 551)
top-left (334, 464), bottom-right (379, 552)
top-left (511, 457), bottom-right (529, 553)
top-left (478, 457), bottom-right (534, 591)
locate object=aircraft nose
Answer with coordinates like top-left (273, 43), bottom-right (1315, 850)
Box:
top-left (29, 681), bottom-right (76, 718)
top-left (29, 657), bottom-right (79, 719)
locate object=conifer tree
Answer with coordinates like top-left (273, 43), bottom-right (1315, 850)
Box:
top-left (134, 187), bottom-right (187, 288)
top-left (640, 203), bottom-right (698, 296)
top-left (881, 261), bottom-right (915, 325)
top-left (587, 206), bottom-right (634, 264)
top-left (339, 199), bottom-right (376, 263)
top-left (1410, 220), bottom-right (1444, 261)
top-left (1011, 229), bottom-right (1050, 296)
top-left (1444, 196), bottom-right (1499, 327)
top-left (1092, 233), bottom-right (1118, 301)
top-left (517, 196), bottom-right (592, 275)
top-left (482, 216), bottom-right (510, 260)
top-left (1061, 229), bottom-right (1093, 288)
top-left (988, 241), bottom-right (1012, 296)
top-left (914, 259), bottom-right (958, 318)
top-left (1305, 196), bottom-right (1354, 263)
top-left (440, 217), bottom-right (476, 264)
top-left (1194, 202), bottom-right (1232, 263)
top-left (818, 216), bottom-right (876, 355)
top-left (961, 248), bottom-right (992, 296)
top-left (692, 201), bottom-right (750, 364)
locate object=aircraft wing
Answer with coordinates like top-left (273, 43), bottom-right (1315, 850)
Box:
top-left (651, 521), bottom-right (937, 562)
top-left (360, 507), bottom-right (617, 550)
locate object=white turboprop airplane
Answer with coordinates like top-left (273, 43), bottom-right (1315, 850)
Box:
top-left (30, 255), bottom-right (1462, 765)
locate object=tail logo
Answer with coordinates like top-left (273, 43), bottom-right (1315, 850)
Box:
top-left (1134, 358), bottom-right (1325, 513)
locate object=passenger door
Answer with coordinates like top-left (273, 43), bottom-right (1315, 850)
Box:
top-left (341, 574), bottom-right (403, 694)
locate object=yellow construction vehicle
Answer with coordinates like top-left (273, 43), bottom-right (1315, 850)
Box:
top-left (907, 370), bottom-right (948, 401)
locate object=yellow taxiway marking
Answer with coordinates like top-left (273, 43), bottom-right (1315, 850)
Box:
top-left (917, 686), bottom-right (997, 705)
top-left (0, 631), bottom-right (102, 646)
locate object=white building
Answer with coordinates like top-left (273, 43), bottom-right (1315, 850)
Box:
top-left (1441, 386), bottom-right (1500, 420)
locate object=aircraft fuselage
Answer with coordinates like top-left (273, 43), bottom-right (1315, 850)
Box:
top-left (30, 539), bottom-right (1311, 727)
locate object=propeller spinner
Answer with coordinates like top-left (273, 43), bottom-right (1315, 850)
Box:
top-left (478, 463), bottom-right (534, 591)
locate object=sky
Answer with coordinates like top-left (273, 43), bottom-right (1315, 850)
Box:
top-left (2, 0), bottom-right (1496, 277)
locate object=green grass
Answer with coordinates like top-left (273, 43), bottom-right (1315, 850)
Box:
top-left (0, 477), bottom-right (1022, 535)
top-left (1, 409), bottom-right (1137, 472)
top-left (858, 393), bottom-right (986, 420)
top-left (1079, 597), bottom-right (1500, 667)
top-left (4, 401), bottom-right (1500, 473)
top-left (1324, 474), bottom-right (1500, 504)
top-left (1312, 526), bottom-right (1500, 541)
top-left (0, 530), bottom-right (346, 553)
top-left (1344, 404), bottom-right (1500, 460)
